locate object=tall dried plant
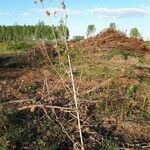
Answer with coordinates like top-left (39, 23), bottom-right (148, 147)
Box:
top-left (33, 0), bottom-right (84, 149)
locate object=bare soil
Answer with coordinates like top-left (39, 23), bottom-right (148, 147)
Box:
top-left (0, 39), bottom-right (150, 149)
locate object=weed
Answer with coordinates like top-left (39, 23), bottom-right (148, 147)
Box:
top-left (19, 84), bottom-right (38, 94)
top-left (6, 42), bottom-right (33, 52)
top-left (106, 48), bottom-right (146, 64)
top-left (99, 138), bottom-right (120, 150)
top-left (0, 108), bottom-right (64, 149)
top-left (0, 137), bottom-right (8, 150)
top-left (142, 77), bottom-right (150, 86)
top-left (0, 42), bottom-right (33, 54)
top-left (126, 85), bottom-right (138, 99)
top-left (106, 49), bottom-right (130, 60)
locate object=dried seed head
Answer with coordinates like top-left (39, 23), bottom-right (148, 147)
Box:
top-left (54, 11), bottom-right (57, 17)
top-left (34, 0), bottom-right (43, 3)
top-left (34, 0), bottom-right (37, 4)
top-left (59, 19), bottom-right (64, 25)
top-left (66, 15), bottom-right (68, 19)
top-left (61, 1), bottom-right (66, 9)
top-left (46, 10), bottom-right (50, 16)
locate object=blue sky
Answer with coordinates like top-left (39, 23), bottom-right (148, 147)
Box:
top-left (0, 0), bottom-right (150, 39)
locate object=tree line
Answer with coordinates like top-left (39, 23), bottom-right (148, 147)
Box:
top-left (0, 21), bottom-right (69, 42)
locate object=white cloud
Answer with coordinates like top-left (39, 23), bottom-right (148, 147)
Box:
top-left (21, 13), bottom-right (31, 16)
top-left (67, 9), bottom-right (86, 15)
top-left (32, 6), bottom-right (150, 18)
top-left (0, 12), bottom-right (10, 16)
top-left (88, 7), bottom-right (150, 18)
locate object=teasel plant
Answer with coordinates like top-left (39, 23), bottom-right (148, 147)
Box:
top-left (32, 0), bottom-right (85, 149)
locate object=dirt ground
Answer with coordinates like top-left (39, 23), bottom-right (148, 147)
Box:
top-left (0, 33), bottom-right (150, 149)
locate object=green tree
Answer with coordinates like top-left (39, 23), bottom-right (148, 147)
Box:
top-left (86, 24), bottom-right (96, 38)
top-left (109, 22), bottom-right (116, 29)
top-left (130, 28), bottom-right (141, 38)
top-left (0, 22), bottom-right (69, 42)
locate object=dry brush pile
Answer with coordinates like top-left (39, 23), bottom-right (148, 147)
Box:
top-left (70, 28), bottom-right (150, 53)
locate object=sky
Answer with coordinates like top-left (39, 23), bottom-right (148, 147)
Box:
top-left (0, 0), bottom-right (150, 39)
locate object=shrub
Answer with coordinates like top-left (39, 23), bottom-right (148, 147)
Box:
top-left (72, 35), bottom-right (84, 41)
top-left (130, 28), bottom-right (141, 38)
top-left (6, 42), bottom-right (33, 52)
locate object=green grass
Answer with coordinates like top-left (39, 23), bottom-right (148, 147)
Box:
top-left (99, 139), bottom-right (120, 150)
top-left (0, 107), bottom-right (63, 150)
top-left (0, 43), bottom-right (150, 149)
top-left (106, 48), bottom-right (146, 63)
top-left (0, 42), bottom-right (33, 55)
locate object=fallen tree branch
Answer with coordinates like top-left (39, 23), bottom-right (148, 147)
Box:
top-left (18, 104), bottom-right (75, 112)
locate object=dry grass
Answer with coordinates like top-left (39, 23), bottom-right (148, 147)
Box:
top-left (0, 43), bottom-right (150, 149)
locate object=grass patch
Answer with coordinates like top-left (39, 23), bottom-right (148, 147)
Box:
top-left (0, 106), bottom-right (65, 149)
top-left (99, 138), bottom-right (120, 150)
top-left (106, 48), bottom-right (146, 63)
top-left (0, 42), bottom-right (33, 55)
